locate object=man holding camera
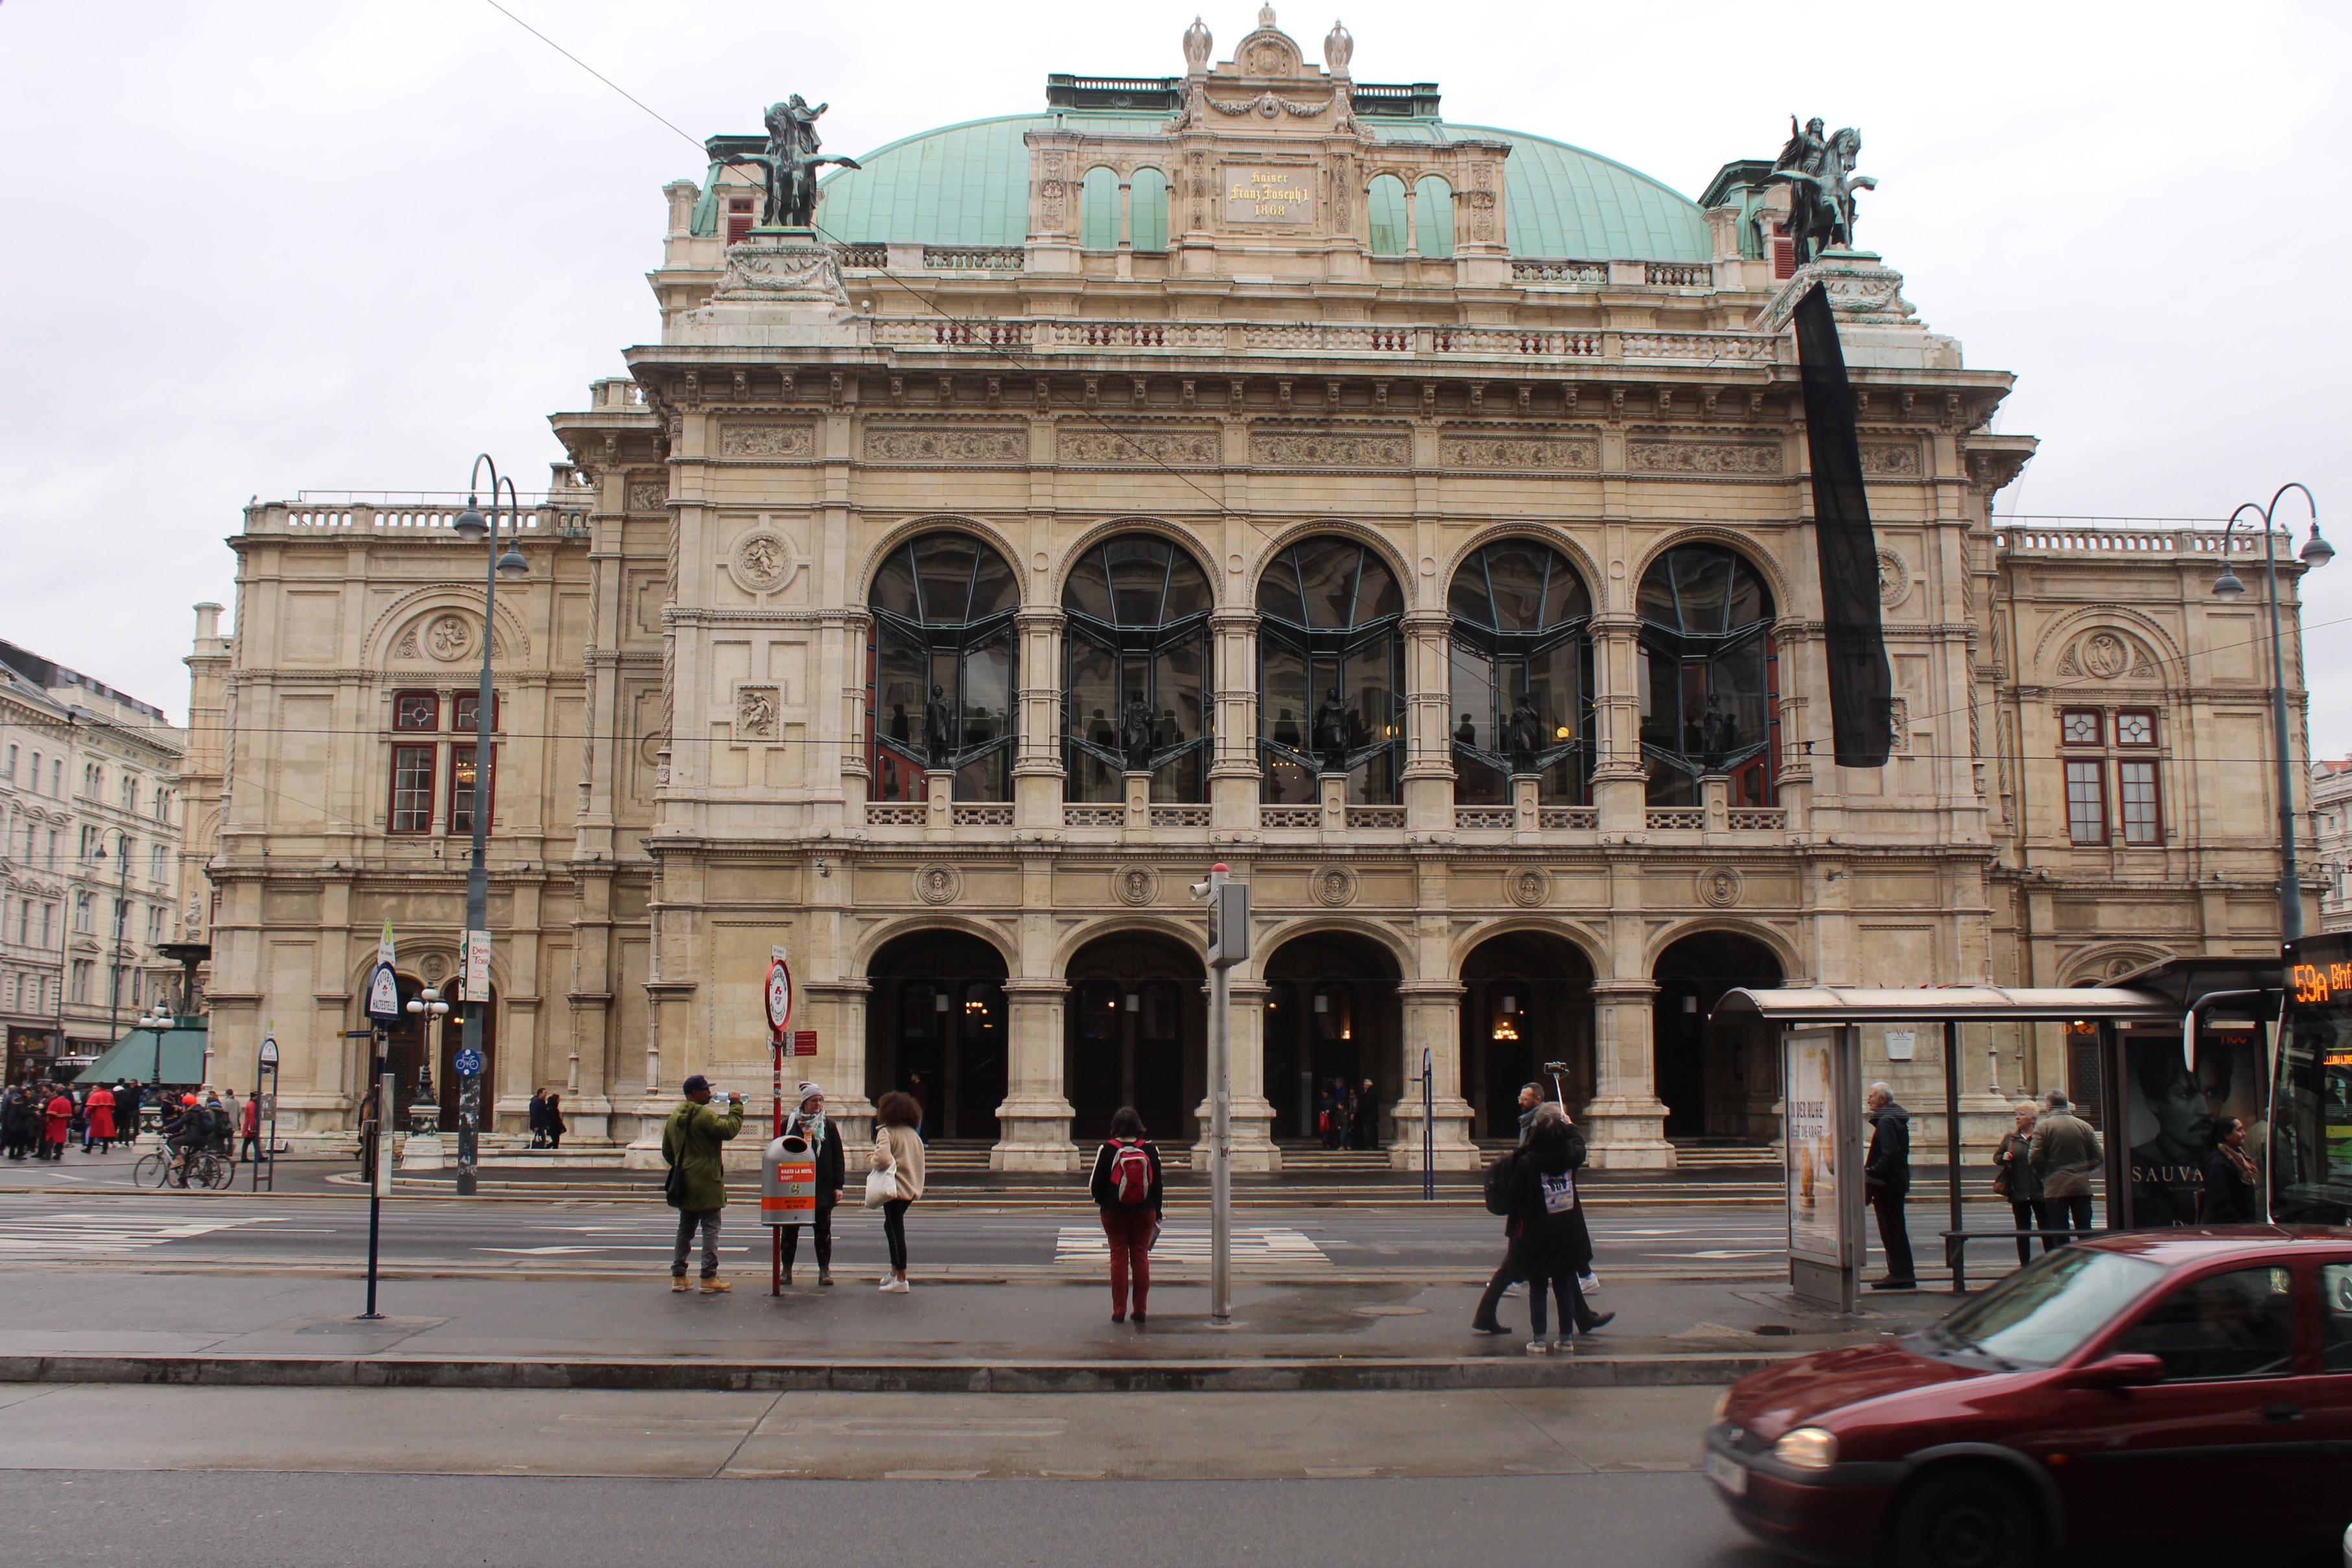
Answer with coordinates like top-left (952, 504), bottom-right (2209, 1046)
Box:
top-left (663, 1075), bottom-right (745, 1294)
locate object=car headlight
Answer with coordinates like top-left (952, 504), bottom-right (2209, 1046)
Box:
top-left (1711, 1389), bottom-right (1732, 1422)
top-left (1772, 1427), bottom-right (1839, 1470)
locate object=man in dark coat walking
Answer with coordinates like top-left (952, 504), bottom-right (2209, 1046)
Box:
top-left (1864, 1081), bottom-right (1916, 1288)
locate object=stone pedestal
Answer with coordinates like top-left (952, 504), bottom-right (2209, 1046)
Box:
top-left (1318, 771), bottom-right (1347, 833)
top-left (1122, 770), bottom-right (1153, 834)
top-left (670, 231), bottom-right (869, 349)
top-left (923, 768), bottom-right (954, 837)
top-left (1511, 773), bottom-right (1540, 839)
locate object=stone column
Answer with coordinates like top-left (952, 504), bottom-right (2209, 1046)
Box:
top-left (1013, 607), bottom-right (1064, 831)
top-left (804, 978), bottom-right (873, 1143)
top-left (1590, 613), bottom-right (1646, 832)
top-left (1192, 977), bottom-right (1279, 1173)
top-left (1581, 977), bottom-right (1675, 1168)
top-left (1391, 979), bottom-right (1478, 1169)
top-left (993, 977), bottom-right (1077, 1170)
top-left (1209, 607), bottom-right (1260, 832)
top-left (1401, 610), bottom-right (1453, 833)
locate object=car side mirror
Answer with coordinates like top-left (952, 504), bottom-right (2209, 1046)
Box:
top-left (2070, 1352), bottom-right (2167, 1390)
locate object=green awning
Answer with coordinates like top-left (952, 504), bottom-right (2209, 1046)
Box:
top-left (75, 1026), bottom-right (207, 1086)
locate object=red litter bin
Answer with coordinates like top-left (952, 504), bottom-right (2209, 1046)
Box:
top-left (761, 1134), bottom-right (815, 1226)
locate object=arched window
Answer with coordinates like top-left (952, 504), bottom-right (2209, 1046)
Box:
top-left (1636, 543), bottom-right (1778, 806)
top-left (1080, 166), bottom-right (1120, 250)
top-left (1130, 167), bottom-right (1170, 252)
top-left (1448, 539), bottom-right (1593, 803)
top-left (1063, 534), bottom-right (1214, 802)
top-left (1257, 536), bottom-right (1405, 804)
top-left (1367, 174), bottom-right (1407, 255)
top-left (867, 531), bottom-right (1020, 802)
top-left (1413, 175), bottom-right (1455, 258)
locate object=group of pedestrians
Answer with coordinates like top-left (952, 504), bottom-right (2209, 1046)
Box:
top-left (3, 1077), bottom-right (160, 1159)
top-left (1988, 1089), bottom-right (2106, 1265)
top-left (1470, 1082), bottom-right (1614, 1353)
top-left (659, 1077), bottom-right (928, 1296)
top-left (1314, 1077), bottom-right (1380, 1149)
top-left (525, 1088), bottom-right (569, 1149)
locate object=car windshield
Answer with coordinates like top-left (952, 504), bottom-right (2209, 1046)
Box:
top-left (1930, 1248), bottom-right (2167, 1368)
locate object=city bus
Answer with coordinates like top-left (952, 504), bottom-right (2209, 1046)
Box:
top-left (2277, 931), bottom-right (2352, 1226)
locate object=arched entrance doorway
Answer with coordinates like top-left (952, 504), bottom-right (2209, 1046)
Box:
top-left (1652, 931), bottom-right (1782, 1140)
top-left (379, 972), bottom-right (498, 1132)
top-left (1460, 931), bottom-right (1594, 1136)
top-left (1065, 930), bottom-right (1203, 1143)
top-left (863, 931), bottom-right (1008, 1140)
top-left (1262, 932), bottom-right (1402, 1145)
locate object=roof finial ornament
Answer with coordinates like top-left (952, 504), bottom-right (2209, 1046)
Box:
top-left (1259, 4), bottom-right (1278, 28)
top-left (1324, 18), bottom-right (1352, 77)
top-left (1183, 15), bottom-right (1212, 75)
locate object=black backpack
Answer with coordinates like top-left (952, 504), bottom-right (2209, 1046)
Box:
top-left (1483, 1148), bottom-right (1518, 1216)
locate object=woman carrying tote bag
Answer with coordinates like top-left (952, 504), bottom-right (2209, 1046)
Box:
top-left (866, 1090), bottom-right (926, 1293)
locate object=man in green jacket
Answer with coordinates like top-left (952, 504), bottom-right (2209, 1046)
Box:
top-left (664, 1074), bottom-right (745, 1293)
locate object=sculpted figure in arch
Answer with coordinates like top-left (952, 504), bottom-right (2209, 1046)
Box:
top-left (1505, 693), bottom-right (1541, 775)
top-left (923, 683), bottom-right (953, 767)
top-left (1314, 688), bottom-right (1350, 771)
top-left (1120, 691), bottom-right (1155, 771)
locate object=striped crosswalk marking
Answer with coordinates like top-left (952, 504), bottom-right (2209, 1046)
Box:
top-left (0, 1213), bottom-right (285, 1254)
top-left (1054, 1224), bottom-right (1329, 1266)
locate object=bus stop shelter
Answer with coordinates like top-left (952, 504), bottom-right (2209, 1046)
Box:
top-left (1711, 985), bottom-right (2183, 1311)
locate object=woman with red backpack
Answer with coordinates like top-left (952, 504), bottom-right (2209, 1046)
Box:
top-left (1087, 1105), bottom-right (1164, 1326)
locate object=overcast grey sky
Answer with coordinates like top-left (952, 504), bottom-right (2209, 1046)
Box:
top-left (4, 1), bottom-right (2347, 750)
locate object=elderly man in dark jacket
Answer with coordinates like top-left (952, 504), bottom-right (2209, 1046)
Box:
top-left (1864, 1081), bottom-right (1916, 1289)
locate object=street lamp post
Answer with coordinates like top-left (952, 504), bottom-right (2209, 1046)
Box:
top-left (2211, 482), bottom-right (2331, 943)
top-left (90, 828), bottom-right (133, 1066)
top-left (451, 457), bottom-right (530, 1198)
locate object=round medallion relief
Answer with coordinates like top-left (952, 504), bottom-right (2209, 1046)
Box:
top-left (1697, 866), bottom-right (1745, 908)
top-left (1506, 868), bottom-right (1550, 908)
top-left (426, 614), bottom-right (473, 662)
top-left (730, 530), bottom-right (792, 592)
top-left (914, 864), bottom-right (963, 905)
top-left (419, 954), bottom-right (447, 985)
top-left (1311, 866), bottom-right (1358, 907)
top-left (2081, 631), bottom-right (2130, 681)
top-left (1876, 548), bottom-right (1909, 609)
top-left (1114, 867), bottom-right (1160, 907)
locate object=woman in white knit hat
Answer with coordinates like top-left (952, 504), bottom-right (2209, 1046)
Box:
top-left (780, 1081), bottom-right (845, 1286)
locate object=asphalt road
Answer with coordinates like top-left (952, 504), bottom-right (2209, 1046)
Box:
top-left (0, 1188), bottom-right (1810, 1278)
top-left (0, 1468), bottom-right (1770, 1568)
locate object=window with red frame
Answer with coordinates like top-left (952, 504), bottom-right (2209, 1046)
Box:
top-left (394, 692), bottom-right (440, 731)
top-left (453, 692), bottom-right (500, 733)
top-left (2064, 760), bottom-right (2107, 845)
top-left (2117, 760), bottom-right (2161, 845)
top-left (2115, 709), bottom-right (2156, 747)
top-left (448, 745), bottom-right (495, 836)
top-left (726, 196), bottom-right (755, 245)
top-left (2060, 708), bottom-right (2102, 747)
top-left (390, 744), bottom-right (436, 833)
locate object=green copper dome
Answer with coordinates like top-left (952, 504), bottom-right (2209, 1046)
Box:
top-left (800, 111), bottom-right (1709, 262)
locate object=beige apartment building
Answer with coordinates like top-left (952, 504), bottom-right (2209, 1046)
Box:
top-left (179, 11), bottom-right (2315, 1168)
top-left (1, 642), bottom-right (187, 1083)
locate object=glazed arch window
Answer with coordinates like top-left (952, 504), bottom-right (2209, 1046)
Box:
top-left (1256, 535), bottom-right (1405, 805)
top-left (1129, 167), bottom-right (1170, 253)
top-left (1079, 166), bottom-right (1120, 250)
top-left (1065, 534), bottom-right (1214, 804)
top-left (1367, 174), bottom-right (1407, 255)
top-left (1636, 544), bottom-right (1778, 807)
top-left (394, 692), bottom-right (440, 732)
top-left (2060, 708), bottom-right (2102, 747)
top-left (1412, 175), bottom-right (1455, 258)
top-left (1447, 539), bottom-right (1593, 804)
top-left (866, 531), bottom-right (1020, 804)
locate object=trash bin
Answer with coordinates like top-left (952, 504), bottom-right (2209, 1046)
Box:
top-left (760, 1133), bottom-right (814, 1226)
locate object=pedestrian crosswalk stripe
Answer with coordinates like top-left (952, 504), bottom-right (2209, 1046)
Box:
top-left (0, 1213), bottom-right (285, 1254)
top-left (1054, 1224), bottom-right (1330, 1266)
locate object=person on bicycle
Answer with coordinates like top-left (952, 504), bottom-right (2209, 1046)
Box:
top-left (162, 1094), bottom-right (206, 1180)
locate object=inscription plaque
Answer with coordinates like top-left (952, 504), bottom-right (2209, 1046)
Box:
top-left (1223, 166), bottom-right (1311, 224)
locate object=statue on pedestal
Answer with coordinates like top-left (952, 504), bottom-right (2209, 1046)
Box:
top-left (923, 683), bottom-right (953, 767)
top-left (1505, 694), bottom-right (1541, 775)
top-left (1313, 688), bottom-right (1350, 771)
top-left (1120, 692), bottom-right (1155, 771)
top-left (725, 94), bottom-right (863, 230)
top-left (1770, 115), bottom-right (1874, 264)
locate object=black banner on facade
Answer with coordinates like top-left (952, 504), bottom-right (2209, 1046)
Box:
top-left (1793, 285), bottom-right (1892, 767)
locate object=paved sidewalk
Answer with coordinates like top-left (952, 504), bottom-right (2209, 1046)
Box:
top-left (0, 1258), bottom-right (1958, 1392)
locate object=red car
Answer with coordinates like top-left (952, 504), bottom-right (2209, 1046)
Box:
top-left (1705, 1228), bottom-right (2352, 1566)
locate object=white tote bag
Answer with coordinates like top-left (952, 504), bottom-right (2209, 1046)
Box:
top-left (864, 1135), bottom-right (899, 1207)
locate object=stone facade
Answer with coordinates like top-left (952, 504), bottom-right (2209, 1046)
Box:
top-left (1, 641), bottom-right (186, 1082)
top-left (180, 14), bottom-right (2315, 1170)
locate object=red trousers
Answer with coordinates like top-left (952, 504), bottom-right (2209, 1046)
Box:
top-left (1100, 1206), bottom-right (1155, 1316)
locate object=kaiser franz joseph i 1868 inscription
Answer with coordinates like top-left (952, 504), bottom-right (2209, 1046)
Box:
top-left (1224, 166), bottom-right (1311, 223)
